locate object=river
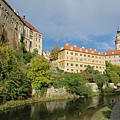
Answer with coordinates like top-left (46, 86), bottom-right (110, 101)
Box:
top-left (0, 94), bottom-right (120, 120)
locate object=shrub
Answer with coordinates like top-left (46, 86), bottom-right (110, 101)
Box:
top-left (103, 86), bottom-right (114, 93)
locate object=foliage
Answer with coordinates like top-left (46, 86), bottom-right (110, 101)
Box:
top-left (27, 55), bottom-right (52, 90)
top-left (0, 45), bottom-right (31, 101)
top-left (82, 65), bottom-right (99, 82)
top-left (23, 51), bottom-right (33, 63)
top-left (0, 30), bottom-right (5, 46)
top-left (56, 67), bottom-right (64, 73)
top-left (103, 86), bottom-right (114, 93)
top-left (51, 45), bottom-right (60, 60)
top-left (61, 73), bottom-right (92, 96)
top-left (18, 35), bottom-right (27, 53)
top-left (108, 71), bottom-right (119, 85)
top-left (93, 73), bottom-right (109, 92)
top-left (105, 61), bottom-right (120, 84)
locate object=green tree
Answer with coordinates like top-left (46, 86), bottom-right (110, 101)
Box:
top-left (93, 73), bottom-right (108, 92)
top-left (82, 65), bottom-right (99, 82)
top-left (27, 55), bottom-right (52, 90)
top-left (0, 45), bottom-right (31, 101)
top-left (63, 73), bottom-right (92, 96)
top-left (18, 35), bottom-right (27, 53)
top-left (51, 45), bottom-right (60, 60)
top-left (105, 61), bottom-right (120, 84)
top-left (108, 71), bottom-right (119, 85)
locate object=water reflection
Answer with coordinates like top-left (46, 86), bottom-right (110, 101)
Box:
top-left (0, 94), bottom-right (120, 120)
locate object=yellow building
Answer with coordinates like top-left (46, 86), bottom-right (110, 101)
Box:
top-left (58, 43), bottom-right (105, 73)
top-left (0, 0), bottom-right (42, 55)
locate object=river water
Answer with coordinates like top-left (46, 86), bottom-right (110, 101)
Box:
top-left (0, 94), bottom-right (120, 120)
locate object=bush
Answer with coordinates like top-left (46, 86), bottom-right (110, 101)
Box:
top-left (103, 86), bottom-right (114, 93)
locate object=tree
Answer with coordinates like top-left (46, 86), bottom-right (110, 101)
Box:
top-left (51, 45), bottom-right (60, 60)
top-left (105, 61), bottom-right (120, 84)
top-left (0, 45), bottom-right (31, 101)
top-left (27, 55), bottom-right (52, 90)
top-left (63, 73), bottom-right (92, 96)
top-left (93, 73), bottom-right (108, 92)
top-left (108, 71), bottom-right (119, 85)
top-left (82, 65), bottom-right (99, 82)
top-left (0, 30), bottom-right (5, 46)
top-left (18, 35), bottom-right (27, 53)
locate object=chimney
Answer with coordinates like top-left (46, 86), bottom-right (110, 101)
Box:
top-left (23, 15), bottom-right (26, 19)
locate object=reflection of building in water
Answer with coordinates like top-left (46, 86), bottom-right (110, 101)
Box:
top-left (87, 97), bottom-right (99, 108)
top-left (46, 100), bottom-right (67, 112)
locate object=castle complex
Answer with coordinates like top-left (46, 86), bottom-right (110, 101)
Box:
top-left (1, 0), bottom-right (120, 72)
top-left (58, 30), bottom-right (120, 73)
top-left (0, 0), bottom-right (42, 55)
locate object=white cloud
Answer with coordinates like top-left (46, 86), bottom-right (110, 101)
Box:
top-left (7, 0), bottom-right (120, 51)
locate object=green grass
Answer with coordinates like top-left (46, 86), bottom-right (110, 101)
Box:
top-left (0, 94), bottom-right (79, 112)
top-left (92, 103), bottom-right (115, 120)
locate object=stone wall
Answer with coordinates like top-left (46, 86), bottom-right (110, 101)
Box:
top-left (46, 86), bottom-right (67, 97)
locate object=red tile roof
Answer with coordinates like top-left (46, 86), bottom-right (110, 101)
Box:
top-left (3, 0), bottom-right (41, 34)
top-left (20, 17), bottom-right (41, 33)
top-left (104, 50), bottom-right (120, 55)
top-left (60, 43), bottom-right (104, 56)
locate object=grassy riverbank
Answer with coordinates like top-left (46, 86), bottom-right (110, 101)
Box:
top-left (91, 103), bottom-right (115, 120)
top-left (0, 94), bottom-right (79, 111)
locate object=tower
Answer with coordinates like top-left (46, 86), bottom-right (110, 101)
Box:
top-left (115, 29), bottom-right (120, 50)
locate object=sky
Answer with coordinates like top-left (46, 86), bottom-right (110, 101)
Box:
top-left (6, 0), bottom-right (120, 52)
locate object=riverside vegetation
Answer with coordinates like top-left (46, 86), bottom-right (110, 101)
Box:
top-left (0, 31), bottom-right (120, 113)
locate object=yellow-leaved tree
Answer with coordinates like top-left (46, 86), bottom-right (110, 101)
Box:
top-left (27, 55), bottom-right (52, 92)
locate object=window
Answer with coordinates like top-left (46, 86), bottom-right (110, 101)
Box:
top-left (88, 55), bottom-right (90, 57)
top-left (80, 58), bottom-right (82, 61)
top-left (80, 64), bottom-right (83, 67)
top-left (70, 52), bottom-right (73, 55)
top-left (67, 63), bottom-right (69, 66)
top-left (71, 69), bottom-right (73, 71)
top-left (76, 64), bottom-right (78, 67)
top-left (92, 56), bottom-right (94, 58)
top-left (76, 58), bottom-right (78, 61)
top-left (67, 52), bottom-right (69, 54)
top-left (30, 41), bottom-right (32, 47)
top-left (71, 57), bottom-right (73, 60)
top-left (84, 54), bottom-right (86, 57)
top-left (80, 54), bottom-right (82, 56)
top-left (84, 65), bottom-right (86, 67)
top-left (71, 63), bottom-right (73, 66)
top-left (75, 53), bottom-right (78, 55)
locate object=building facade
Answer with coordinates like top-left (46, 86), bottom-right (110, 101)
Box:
top-left (104, 50), bottom-right (120, 66)
top-left (104, 29), bottom-right (120, 66)
top-left (0, 0), bottom-right (42, 55)
top-left (58, 43), bottom-right (105, 73)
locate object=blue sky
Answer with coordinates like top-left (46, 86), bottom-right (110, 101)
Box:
top-left (7, 0), bottom-right (120, 52)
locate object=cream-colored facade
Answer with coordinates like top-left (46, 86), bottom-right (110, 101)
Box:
top-left (58, 43), bottom-right (105, 73)
top-left (0, 0), bottom-right (42, 55)
top-left (104, 29), bottom-right (120, 66)
top-left (104, 50), bottom-right (120, 66)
